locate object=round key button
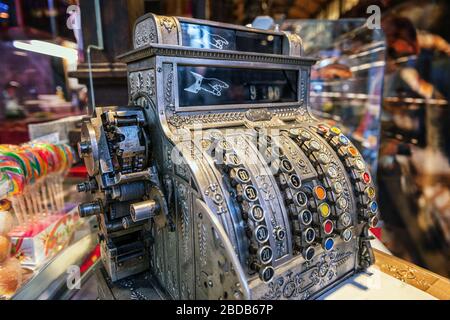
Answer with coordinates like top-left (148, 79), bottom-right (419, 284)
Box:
top-left (362, 172), bottom-right (371, 184)
top-left (309, 140), bottom-right (321, 151)
top-left (294, 191), bottom-right (308, 207)
top-left (259, 266), bottom-right (275, 283)
top-left (225, 153), bottom-right (241, 167)
top-left (365, 186), bottom-right (376, 199)
top-left (326, 165), bottom-right (338, 179)
top-left (303, 246), bottom-right (315, 261)
top-left (369, 201), bottom-right (378, 213)
top-left (314, 185), bottom-right (327, 201)
top-left (255, 225), bottom-right (270, 243)
top-left (317, 124), bottom-right (329, 135)
top-left (289, 128), bottom-right (301, 137)
top-left (300, 209), bottom-right (313, 225)
top-left (347, 146), bottom-right (359, 157)
top-left (235, 168), bottom-right (251, 184)
top-left (288, 174), bottom-right (302, 189)
top-left (355, 158), bottom-right (365, 171)
top-left (258, 246), bottom-right (273, 264)
top-left (323, 237), bottom-right (334, 251)
top-left (318, 153), bottom-right (330, 164)
top-left (250, 205), bottom-right (265, 222)
top-left (340, 212), bottom-right (352, 227)
top-left (218, 140), bottom-right (232, 151)
top-left (332, 181), bottom-right (344, 194)
top-left (318, 203), bottom-right (331, 218)
top-left (369, 215), bottom-right (379, 228)
top-left (338, 134), bottom-right (349, 145)
top-left (330, 127), bottom-right (341, 135)
top-left (304, 227), bottom-right (316, 244)
top-left (281, 159), bottom-right (294, 173)
top-left (323, 220), bottom-right (334, 235)
top-left (336, 197), bottom-right (348, 210)
top-left (341, 228), bottom-right (353, 242)
top-left (300, 130), bottom-right (311, 140)
top-left (243, 185), bottom-right (258, 202)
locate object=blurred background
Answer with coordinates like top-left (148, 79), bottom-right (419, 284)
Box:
top-left (0, 0), bottom-right (449, 280)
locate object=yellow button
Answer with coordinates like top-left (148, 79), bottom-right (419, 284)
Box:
top-left (365, 187), bottom-right (376, 199)
top-left (318, 203), bottom-right (330, 218)
top-left (330, 127), bottom-right (341, 135)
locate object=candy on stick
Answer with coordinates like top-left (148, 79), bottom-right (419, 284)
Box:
top-left (0, 145), bottom-right (32, 184)
top-left (21, 145), bottom-right (48, 218)
top-left (0, 173), bottom-right (11, 200)
top-left (0, 160), bottom-right (26, 225)
top-left (0, 143), bottom-right (74, 228)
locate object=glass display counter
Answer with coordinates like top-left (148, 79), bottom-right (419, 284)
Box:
top-left (11, 213), bottom-right (98, 300)
top-left (281, 19), bottom-right (385, 176)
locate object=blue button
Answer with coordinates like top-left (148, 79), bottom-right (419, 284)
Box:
top-left (324, 238), bottom-right (334, 251)
top-left (370, 201), bottom-right (378, 213)
top-left (339, 134), bottom-right (349, 145)
top-left (304, 246), bottom-right (315, 261)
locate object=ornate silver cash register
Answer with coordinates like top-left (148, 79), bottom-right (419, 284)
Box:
top-left (76, 14), bottom-right (379, 300)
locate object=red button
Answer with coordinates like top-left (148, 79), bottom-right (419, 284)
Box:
top-left (323, 220), bottom-right (333, 234)
top-left (317, 125), bottom-right (329, 135)
top-left (362, 172), bottom-right (371, 184)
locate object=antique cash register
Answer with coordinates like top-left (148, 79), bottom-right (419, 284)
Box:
top-left (76, 14), bottom-right (379, 300)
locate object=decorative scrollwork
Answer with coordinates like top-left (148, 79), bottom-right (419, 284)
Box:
top-left (134, 18), bottom-right (156, 48)
top-left (198, 223), bottom-right (208, 266)
top-left (204, 183), bottom-right (228, 215)
top-left (160, 16), bottom-right (175, 33)
top-left (260, 248), bottom-right (353, 300)
top-left (129, 70), bottom-right (156, 98)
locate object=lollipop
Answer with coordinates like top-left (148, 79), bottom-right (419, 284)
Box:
top-left (0, 145), bottom-right (33, 184)
top-left (0, 142), bottom-right (74, 221)
top-left (0, 173), bottom-right (11, 200)
top-left (32, 144), bottom-right (56, 174)
top-left (18, 146), bottom-right (46, 183)
top-left (0, 159), bottom-right (25, 196)
top-left (0, 167), bottom-right (26, 225)
top-left (60, 144), bottom-right (74, 172)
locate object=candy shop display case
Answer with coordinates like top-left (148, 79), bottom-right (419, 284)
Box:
top-left (281, 19), bottom-right (385, 177)
top-left (11, 214), bottom-right (98, 300)
top-left (0, 140), bottom-right (98, 299)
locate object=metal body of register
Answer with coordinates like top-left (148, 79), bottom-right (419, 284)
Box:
top-left (77, 14), bottom-right (378, 300)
